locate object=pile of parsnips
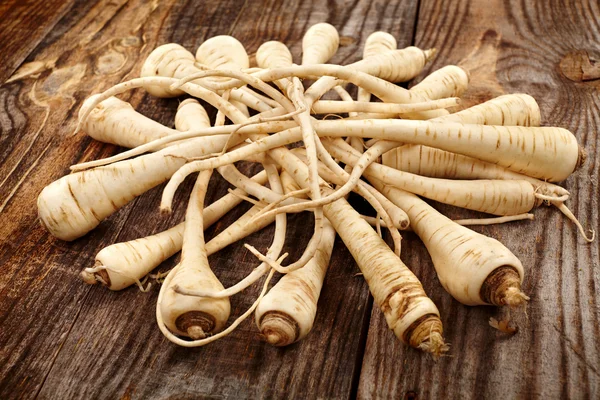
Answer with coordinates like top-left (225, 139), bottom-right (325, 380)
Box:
top-left (37, 23), bottom-right (593, 356)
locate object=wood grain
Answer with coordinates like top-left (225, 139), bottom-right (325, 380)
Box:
top-left (0, 0), bottom-right (78, 84)
top-left (358, 1), bottom-right (600, 399)
top-left (0, 0), bottom-right (419, 399)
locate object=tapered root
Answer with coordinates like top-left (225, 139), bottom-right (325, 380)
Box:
top-left (258, 311), bottom-right (300, 346)
top-left (175, 311), bottom-right (215, 339)
top-left (480, 266), bottom-right (529, 307)
top-left (553, 201), bottom-right (596, 242)
top-left (404, 314), bottom-right (448, 358)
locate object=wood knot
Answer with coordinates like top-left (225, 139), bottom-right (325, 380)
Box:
top-left (95, 49), bottom-right (126, 75)
top-left (560, 50), bottom-right (600, 82)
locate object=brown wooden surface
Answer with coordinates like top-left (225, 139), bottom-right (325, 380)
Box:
top-left (358, 1), bottom-right (600, 399)
top-left (0, 0), bottom-right (598, 399)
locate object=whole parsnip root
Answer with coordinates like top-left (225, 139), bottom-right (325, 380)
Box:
top-left (324, 195), bottom-right (447, 354)
top-left (371, 179), bottom-right (528, 307)
top-left (255, 210), bottom-right (336, 346)
top-left (37, 134), bottom-right (229, 241)
top-left (160, 170), bottom-right (230, 338)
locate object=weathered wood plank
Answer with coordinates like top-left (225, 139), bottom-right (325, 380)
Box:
top-left (358, 1), bottom-right (600, 399)
top-left (0, 0), bottom-right (420, 399)
top-left (0, 0), bottom-right (78, 85)
top-left (0, 0), bottom-right (191, 397)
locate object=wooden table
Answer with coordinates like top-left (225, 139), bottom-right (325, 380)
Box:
top-left (1, 0), bottom-right (598, 398)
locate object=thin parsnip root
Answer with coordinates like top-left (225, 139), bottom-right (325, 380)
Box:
top-left (38, 23), bottom-right (592, 356)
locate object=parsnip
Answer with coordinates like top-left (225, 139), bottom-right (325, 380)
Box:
top-left (255, 219), bottom-right (336, 346)
top-left (371, 179), bottom-right (529, 307)
top-left (160, 170), bottom-right (230, 339)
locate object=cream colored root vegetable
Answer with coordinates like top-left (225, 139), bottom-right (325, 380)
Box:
top-left (272, 150), bottom-right (446, 355)
top-left (301, 22), bottom-right (339, 65)
top-left (410, 65), bottom-right (470, 100)
top-left (160, 170), bottom-right (230, 339)
top-left (81, 225), bottom-right (183, 291)
top-left (326, 195), bottom-right (445, 354)
top-left (356, 31), bottom-right (397, 104)
top-left (432, 93), bottom-right (541, 126)
top-left (71, 119), bottom-right (294, 171)
top-left (404, 65), bottom-right (469, 119)
top-left (196, 35), bottom-right (249, 72)
top-left (256, 219), bottom-right (336, 346)
top-left (140, 43), bottom-right (270, 112)
top-left (158, 118), bottom-right (582, 186)
top-left (363, 31), bottom-right (397, 59)
top-left (173, 163), bottom-right (287, 300)
top-left (196, 35), bottom-right (251, 117)
top-left (140, 43), bottom-right (199, 97)
top-left (312, 119), bottom-right (584, 182)
top-left (81, 173), bottom-right (269, 291)
top-left (382, 94), bottom-right (543, 172)
top-left (371, 179), bottom-right (529, 307)
top-left (256, 40), bottom-right (294, 93)
top-left (256, 41), bottom-right (294, 69)
top-left (326, 139), bottom-right (545, 216)
top-left (37, 134), bottom-right (229, 241)
top-left (175, 99), bottom-right (211, 131)
top-left (155, 169), bottom-right (284, 347)
top-left (79, 95), bottom-right (178, 147)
